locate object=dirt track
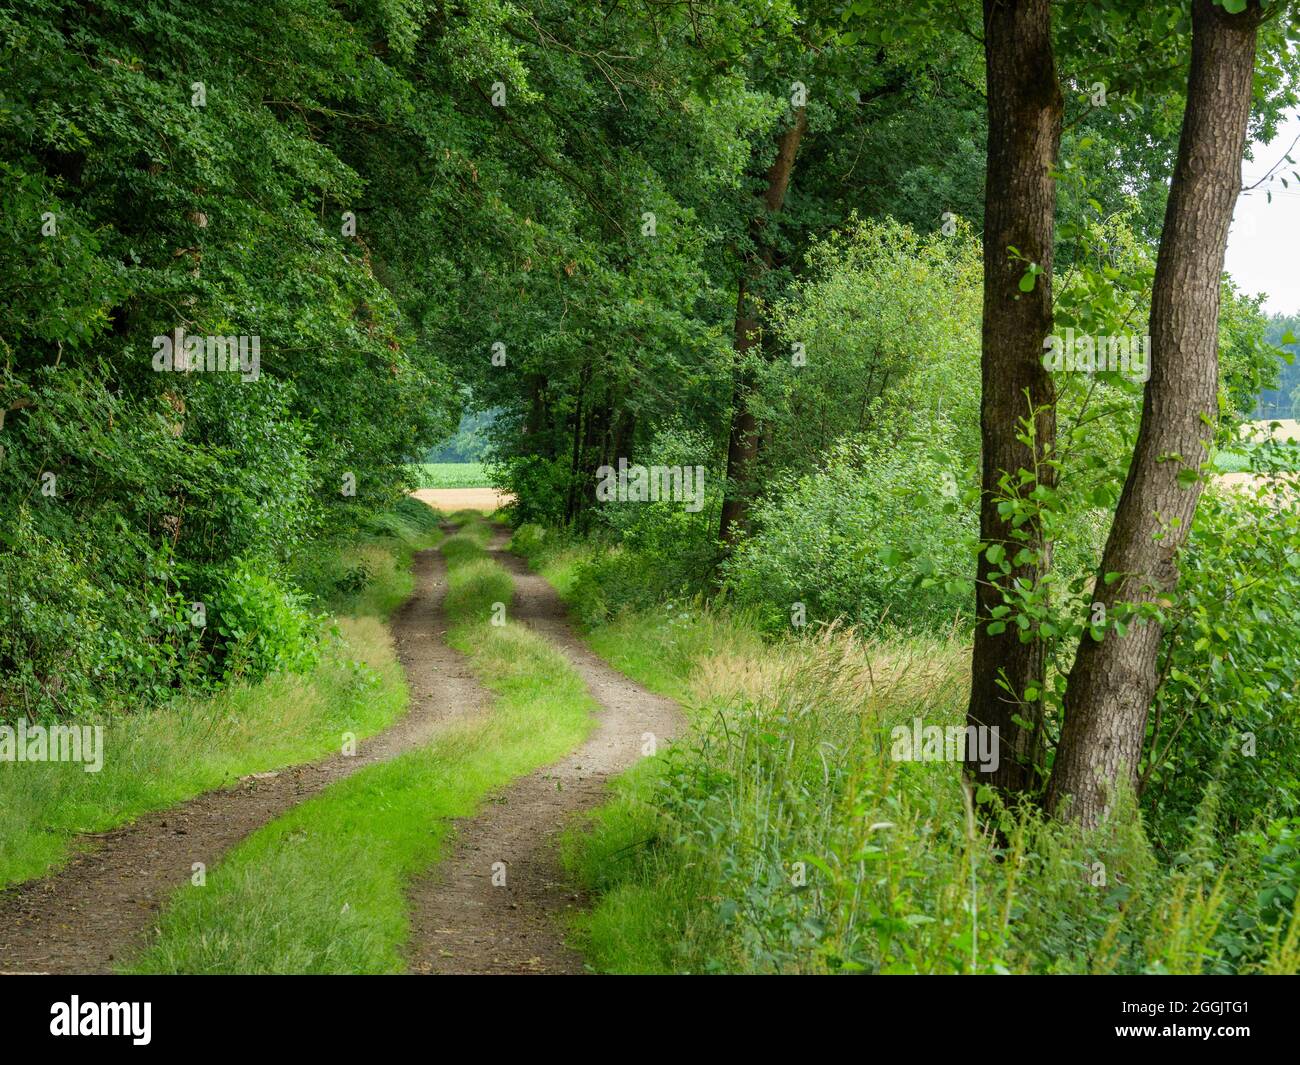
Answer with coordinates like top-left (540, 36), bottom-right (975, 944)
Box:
top-left (1, 521), bottom-right (679, 975)
top-left (0, 548), bottom-right (484, 975)
top-left (405, 530), bottom-right (680, 975)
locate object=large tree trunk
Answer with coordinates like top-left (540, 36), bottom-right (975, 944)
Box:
top-left (1046, 0), bottom-right (1264, 827)
top-left (719, 107), bottom-right (807, 546)
top-left (966, 0), bottom-right (1061, 795)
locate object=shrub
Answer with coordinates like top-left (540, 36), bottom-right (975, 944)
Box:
top-left (1143, 475), bottom-right (1300, 847)
top-left (759, 215), bottom-right (983, 477)
top-left (724, 415), bottom-right (976, 633)
top-left (207, 563), bottom-right (323, 681)
top-left (0, 509), bottom-right (111, 717)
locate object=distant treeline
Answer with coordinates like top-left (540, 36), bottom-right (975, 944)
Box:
top-left (1257, 312), bottom-right (1300, 418)
top-left (425, 409), bottom-right (496, 465)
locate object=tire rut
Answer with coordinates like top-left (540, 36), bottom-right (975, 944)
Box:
top-left (0, 546), bottom-right (486, 975)
top-left (406, 529), bottom-right (681, 975)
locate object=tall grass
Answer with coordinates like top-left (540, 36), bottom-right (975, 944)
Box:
top-left (520, 534), bottom-right (1300, 975)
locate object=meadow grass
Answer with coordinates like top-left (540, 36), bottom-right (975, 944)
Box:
top-left (513, 531), bottom-right (1300, 975)
top-left (0, 503), bottom-right (440, 890)
top-left (126, 513), bottom-right (600, 973)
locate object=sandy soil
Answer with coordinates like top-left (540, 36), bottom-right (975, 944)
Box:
top-left (405, 530), bottom-right (681, 975)
top-left (1240, 418), bottom-right (1299, 443)
top-left (413, 487), bottom-right (513, 512)
top-left (1217, 471), bottom-right (1284, 492)
top-left (0, 548), bottom-right (486, 975)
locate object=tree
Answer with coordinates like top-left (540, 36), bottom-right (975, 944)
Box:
top-left (720, 107), bottom-right (808, 546)
top-left (965, 0), bottom-right (1061, 794)
top-left (1046, 0), bottom-right (1270, 826)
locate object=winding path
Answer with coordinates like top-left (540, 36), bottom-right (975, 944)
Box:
top-left (0, 546), bottom-right (484, 974)
top-left (405, 530), bottom-right (681, 975)
top-left (0, 523), bottom-right (681, 975)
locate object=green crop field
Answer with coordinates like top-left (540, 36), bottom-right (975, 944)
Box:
top-left (407, 462), bottom-right (491, 489)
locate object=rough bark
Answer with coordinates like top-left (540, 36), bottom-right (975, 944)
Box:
top-left (1046, 0), bottom-right (1264, 827)
top-left (966, 0), bottom-right (1061, 794)
top-left (719, 107), bottom-right (807, 546)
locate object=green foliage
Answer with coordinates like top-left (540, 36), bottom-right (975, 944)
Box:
top-left (508, 422), bottom-right (722, 625)
top-left (1247, 817), bottom-right (1300, 940)
top-left (724, 419), bottom-right (976, 633)
top-left (207, 563), bottom-right (322, 682)
top-left (513, 522), bottom-right (686, 629)
top-left (1143, 476), bottom-right (1300, 846)
top-left (497, 454), bottom-right (575, 527)
top-left (0, 0), bottom-right (467, 720)
top-left (759, 216), bottom-right (984, 476)
top-left (1259, 312), bottom-right (1300, 418)
top-left (290, 495), bottom-right (441, 620)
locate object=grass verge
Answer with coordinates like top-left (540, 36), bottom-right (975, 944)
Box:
top-left (125, 512), bottom-right (599, 974)
top-left (0, 502), bottom-right (440, 890)
top-left (516, 527), bottom-right (1300, 976)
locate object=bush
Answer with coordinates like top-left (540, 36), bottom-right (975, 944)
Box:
top-left (497, 454), bottom-right (573, 527)
top-left (207, 563), bottom-right (323, 682)
top-left (0, 509), bottom-right (112, 717)
top-left (0, 507), bottom-right (217, 716)
top-left (1143, 476), bottom-right (1300, 847)
top-left (724, 415), bottom-right (976, 633)
top-left (759, 215), bottom-right (983, 477)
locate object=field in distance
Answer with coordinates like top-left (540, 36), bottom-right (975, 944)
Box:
top-left (408, 462), bottom-right (491, 489)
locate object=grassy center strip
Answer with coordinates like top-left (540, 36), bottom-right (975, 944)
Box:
top-left (125, 513), bottom-right (598, 974)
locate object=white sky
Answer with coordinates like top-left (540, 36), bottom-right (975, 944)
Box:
top-left (1226, 109), bottom-right (1300, 317)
